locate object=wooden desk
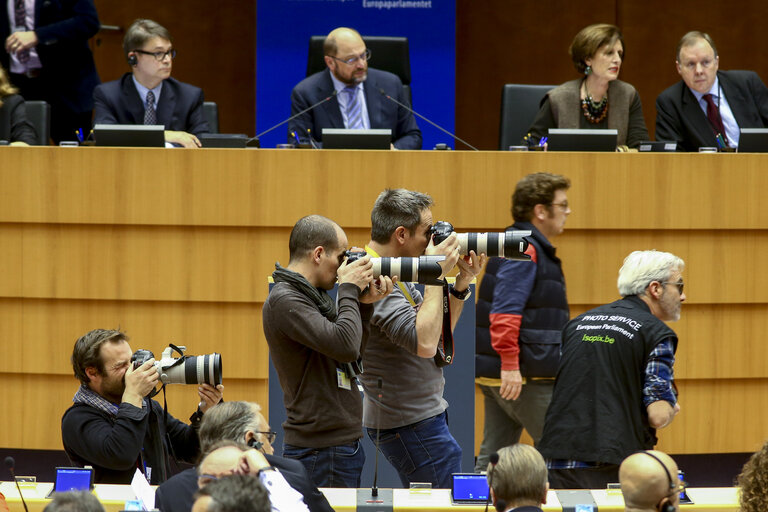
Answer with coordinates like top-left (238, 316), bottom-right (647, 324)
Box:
top-left (1, 147), bottom-right (767, 458)
top-left (1, 481), bottom-right (740, 511)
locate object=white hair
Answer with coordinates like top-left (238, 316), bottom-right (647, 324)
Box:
top-left (617, 250), bottom-right (685, 297)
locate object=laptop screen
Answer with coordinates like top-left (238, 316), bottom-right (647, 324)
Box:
top-left (54, 467), bottom-right (93, 493)
top-left (451, 473), bottom-right (489, 503)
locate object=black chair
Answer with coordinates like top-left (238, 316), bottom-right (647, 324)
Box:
top-left (306, 35), bottom-right (412, 106)
top-left (24, 100), bottom-right (50, 145)
top-left (203, 101), bottom-right (219, 134)
top-left (498, 84), bottom-right (555, 150)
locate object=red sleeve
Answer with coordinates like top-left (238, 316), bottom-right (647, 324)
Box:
top-left (489, 313), bottom-right (522, 370)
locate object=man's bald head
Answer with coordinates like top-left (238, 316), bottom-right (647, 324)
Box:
top-left (620, 451), bottom-right (680, 512)
top-left (323, 27), bottom-right (364, 57)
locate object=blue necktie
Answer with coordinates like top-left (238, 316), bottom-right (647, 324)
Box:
top-left (344, 86), bottom-right (363, 129)
top-left (144, 90), bottom-right (157, 125)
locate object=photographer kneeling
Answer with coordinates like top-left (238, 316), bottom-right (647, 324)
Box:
top-left (62, 329), bottom-right (224, 484)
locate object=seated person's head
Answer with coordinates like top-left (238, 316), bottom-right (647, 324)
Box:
top-left (487, 444), bottom-right (548, 510)
top-left (123, 19), bottom-right (175, 88)
top-left (71, 328), bottom-right (133, 403)
top-left (198, 401), bottom-right (275, 455)
top-left (323, 27), bottom-right (368, 86)
top-left (42, 491), bottom-right (105, 512)
top-left (370, 188), bottom-right (434, 257)
top-left (192, 474), bottom-right (269, 512)
top-left (197, 441), bottom-right (274, 491)
top-left (0, 62), bottom-right (19, 100)
top-left (737, 439), bottom-right (768, 512)
top-left (619, 450), bottom-right (681, 512)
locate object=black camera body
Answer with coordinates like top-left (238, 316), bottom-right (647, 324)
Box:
top-left (429, 221), bottom-right (532, 260)
top-left (345, 251), bottom-right (446, 285)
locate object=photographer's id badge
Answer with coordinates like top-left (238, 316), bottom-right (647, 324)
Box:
top-left (336, 368), bottom-right (351, 390)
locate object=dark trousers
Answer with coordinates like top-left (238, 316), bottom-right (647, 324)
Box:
top-left (283, 439), bottom-right (365, 488)
top-left (11, 72), bottom-right (93, 144)
top-left (547, 465), bottom-right (620, 489)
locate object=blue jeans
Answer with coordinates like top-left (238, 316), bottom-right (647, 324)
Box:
top-left (366, 410), bottom-right (462, 488)
top-left (282, 439), bottom-right (365, 488)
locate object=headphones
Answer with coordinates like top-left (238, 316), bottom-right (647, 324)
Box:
top-left (128, 53), bottom-right (138, 66)
top-left (247, 436), bottom-right (263, 451)
top-left (641, 451), bottom-right (677, 512)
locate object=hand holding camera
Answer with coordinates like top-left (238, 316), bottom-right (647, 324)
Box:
top-left (426, 231), bottom-right (461, 280)
top-left (123, 358), bottom-right (160, 406)
top-left (359, 275), bottom-right (395, 304)
top-left (337, 250), bottom-right (374, 291)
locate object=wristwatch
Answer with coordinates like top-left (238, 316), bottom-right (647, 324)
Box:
top-left (449, 285), bottom-right (472, 301)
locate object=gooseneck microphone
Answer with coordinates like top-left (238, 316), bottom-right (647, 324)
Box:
top-left (377, 88), bottom-right (479, 151)
top-left (495, 499), bottom-right (507, 512)
top-left (5, 456), bottom-right (29, 512)
top-left (371, 378), bottom-right (383, 498)
top-left (253, 90), bottom-right (338, 143)
top-left (485, 451), bottom-right (499, 512)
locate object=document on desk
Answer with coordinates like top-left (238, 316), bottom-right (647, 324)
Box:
top-left (130, 468), bottom-right (155, 510)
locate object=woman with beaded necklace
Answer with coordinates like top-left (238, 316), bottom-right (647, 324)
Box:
top-left (525, 24), bottom-right (649, 150)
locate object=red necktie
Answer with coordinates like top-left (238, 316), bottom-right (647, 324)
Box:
top-left (703, 94), bottom-right (728, 144)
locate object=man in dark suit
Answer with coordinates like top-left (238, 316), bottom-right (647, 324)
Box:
top-left (288, 27), bottom-right (421, 149)
top-left (655, 31), bottom-right (768, 151)
top-left (93, 19), bottom-right (208, 148)
top-left (1, 0), bottom-right (100, 144)
top-left (155, 401), bottom-right (333, 512)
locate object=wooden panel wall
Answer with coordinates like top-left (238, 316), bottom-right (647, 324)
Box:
top-left (456, 0), bottom-right (768, 148)
top-left (1, 148), bottom-right (767, 457)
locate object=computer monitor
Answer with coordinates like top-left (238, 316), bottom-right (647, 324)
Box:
top-left (450, 473), bottom-right (489, 505)
top-left (547, 128), bottom-right (618, 152)
top-left (94, 124), bottom-right (165, 147)
top-left (737, 128), bottom-right (768, 152)
top-left (321, 128), bottom-right (391, 149)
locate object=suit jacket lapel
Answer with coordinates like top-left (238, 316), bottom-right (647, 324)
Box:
top-left (364, 72), bottom-right (381, 128)
top-left (318, 70), bottom-right (343, 129)
top-left (719, 71), bottom-right (751, 127)
top-left (156, 80), bottom-right (176, 129)
top-left (122, 75), bottom-right (147, 124)
top-left (681, 85), bottom-right (717, 146)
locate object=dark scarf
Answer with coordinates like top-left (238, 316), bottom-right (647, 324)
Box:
top-left (272, 263), bottom-right (337, 321)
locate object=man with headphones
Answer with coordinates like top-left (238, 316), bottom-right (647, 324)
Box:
top-left (155, 401), bottom-right (333, 512)
top-left (93, 19), bottom-right (208, 148)
top-left (619, 450), bottom-right (683, 512)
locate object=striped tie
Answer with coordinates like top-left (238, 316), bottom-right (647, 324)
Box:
top-left (144, 90), bottom-right (157, 125)
top-left (344, 86), bottom-right (363, 129)
top-left (13, 0), bottom-right (30, 64)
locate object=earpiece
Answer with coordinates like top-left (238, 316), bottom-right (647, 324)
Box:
top-left (247, 437), bottom-right (263, 451)
top-left (128, 53), bottom-right (137, 66)
top-left (641, 452), bottom-right (677, 512)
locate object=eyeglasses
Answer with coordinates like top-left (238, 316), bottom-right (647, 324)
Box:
top-left (328, 48), bottom-right (371, 65)
top-left (661, 280), bottom-right (684, 295)
top-left (134, 48), bottom-right (176, 61)
top-left (550, 201), bottom-right (569, 210)
top-left (258, 431), bottom-right (277, 444)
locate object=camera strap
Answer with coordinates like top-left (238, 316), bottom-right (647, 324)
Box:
top-left (434, 281), bottom-right (454, 367)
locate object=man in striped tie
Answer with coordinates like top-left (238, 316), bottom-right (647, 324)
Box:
top-left (289, 27), bottom-right (422, 149)
top-left (93, 19), bottom-right (209, 148)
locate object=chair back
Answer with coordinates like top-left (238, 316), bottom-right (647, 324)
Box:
top-left (499, 84), bottom-right (554, 150)
top-left (203, 102), bottom-right (219, 134)
top-left (25, 100), bottom-right (51, 145)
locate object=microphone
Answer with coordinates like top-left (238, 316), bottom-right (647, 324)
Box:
top-left (252, 90), bottom-right (338, 145)
top-left (377, 88), bottom-right (479, 151)
top-left (5, 456), bottom-right (29, 512)
top-left (357, 378), bottom-right (392, 510)
top-left (495, 499), bottom-right (507, 512)
top-left (485, 451), bottom-right (499, 512)
top-left (371, 378), bottom-right (383, 498)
